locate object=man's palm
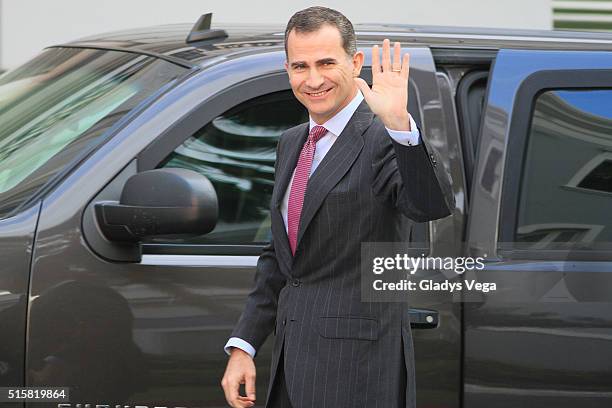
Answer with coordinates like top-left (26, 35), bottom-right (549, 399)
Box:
top-left (355, 39), bottom-right (411, 130)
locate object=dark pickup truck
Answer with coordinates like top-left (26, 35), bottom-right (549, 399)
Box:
top-left (0, 14), bottom-right (611, 408)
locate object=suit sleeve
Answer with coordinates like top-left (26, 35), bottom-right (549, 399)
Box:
top-left (371, 120), bottom-right (454, 222)
top-left (228, 138), bottom-right (287, 354)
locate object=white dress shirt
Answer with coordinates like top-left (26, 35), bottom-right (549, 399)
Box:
top-left (225, 91), bottom-right (420, 357)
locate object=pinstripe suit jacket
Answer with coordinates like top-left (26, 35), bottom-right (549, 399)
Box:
top-left (230, 100), bottom-right (453, 408)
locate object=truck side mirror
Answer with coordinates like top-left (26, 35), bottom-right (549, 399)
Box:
top-left (94, 168), bottom-right (218, 243)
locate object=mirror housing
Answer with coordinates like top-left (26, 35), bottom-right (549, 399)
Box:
top-left (95, 168), bottom-right (218, 243)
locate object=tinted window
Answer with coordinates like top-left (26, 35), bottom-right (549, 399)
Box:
top-left (155, 91), bottom-right (308, 245)
top-left (0, 47), bottom-right (187, 219)
top-left (516, 89), bottom-right (612, 250)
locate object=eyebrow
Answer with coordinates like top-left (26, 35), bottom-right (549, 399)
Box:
top-left (290, 58), bottom-right (338, 68)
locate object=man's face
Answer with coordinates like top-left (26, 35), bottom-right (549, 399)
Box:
top-left (285, 24), bottom-right (364, 124)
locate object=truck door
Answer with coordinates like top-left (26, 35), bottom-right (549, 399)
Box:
top-left (465, 49), bottom-right (612, 408)
top-left (134, 45), bottom-right (461, 408)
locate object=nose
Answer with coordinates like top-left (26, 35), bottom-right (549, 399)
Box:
top-left (305, 67), bottom-right (324, 90)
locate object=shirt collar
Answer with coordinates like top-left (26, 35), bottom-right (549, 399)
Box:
top-left (309, 91), bottom-right (364, 136)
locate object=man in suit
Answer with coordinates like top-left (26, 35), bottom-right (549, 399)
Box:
top-left (221, 6), bottom-right (453, 408)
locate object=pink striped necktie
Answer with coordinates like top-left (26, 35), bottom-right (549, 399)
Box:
top-left (287, 125), bottom-right (327, 255)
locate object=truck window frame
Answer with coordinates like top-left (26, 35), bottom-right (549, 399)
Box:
top-left (498, 69), bottom-right (612, 261)
top-left (137, 68), bottom-right (428, 256)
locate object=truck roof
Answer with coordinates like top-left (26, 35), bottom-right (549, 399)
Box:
top-left (58, 23), bottom-right (612, 68)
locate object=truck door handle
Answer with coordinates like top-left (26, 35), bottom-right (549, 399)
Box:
top-left (409, 308), bottom-right (439, 329)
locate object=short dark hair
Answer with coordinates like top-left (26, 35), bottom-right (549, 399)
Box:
top-left (284, 6), bottom-right (357, 58)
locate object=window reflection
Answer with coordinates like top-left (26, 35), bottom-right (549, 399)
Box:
top-left (157, 91), bottom-right (307, 245)
top-left (516, 89), bottom-right (612, 249)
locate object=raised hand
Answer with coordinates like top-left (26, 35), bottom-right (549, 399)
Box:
top-left (354, 39), bottom-right (411, 131)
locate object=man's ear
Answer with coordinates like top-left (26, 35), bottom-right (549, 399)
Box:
top-left (352, 51), bottom-right (365, 77)
top-left (284, 61), bottom-right (289, 73)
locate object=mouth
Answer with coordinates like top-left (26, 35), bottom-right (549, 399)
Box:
top-left (305, 88), bottom-right (333, 99)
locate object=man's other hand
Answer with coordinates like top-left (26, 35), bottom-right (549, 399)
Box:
top-left (221, 347), bottom-right (257, 408)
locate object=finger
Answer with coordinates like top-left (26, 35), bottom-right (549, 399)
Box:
top-left (221, 375), bottom-right (231, 405)
top-left (401, 52), bottom-right (410, 79)
top-left (393, 42), bottom-right (401, 71)
top-left (354, 77), bottom-right (373, 99)
top-left (234, 395), bottom-right (253, 408)
top-left (235, 377), bottom-right (254, 407)
top-left (245, 371), bottom-right (256, 401)
top-left (224, 376), bottom-right (247, 408)
top-left (382, 39), bottom-right (391, 72)
top-left (372, 44), bottom-right (380, 74)
top-left (237, 396), bottom-right (255, 407)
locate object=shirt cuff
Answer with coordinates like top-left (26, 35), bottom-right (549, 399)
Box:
top-left (224, 337), bottom-right (256, 358)
top-left (385, 114), bottom-right (420, 146)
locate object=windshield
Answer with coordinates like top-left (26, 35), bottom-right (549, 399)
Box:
top-left (0, 47), bottom-right (188, 219)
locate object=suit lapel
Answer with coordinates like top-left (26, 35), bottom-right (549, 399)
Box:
top-left (295, 101), bottom-right (372, 250)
